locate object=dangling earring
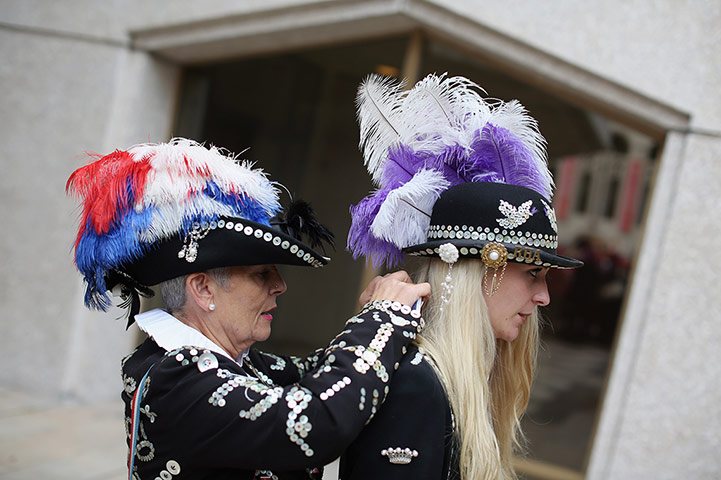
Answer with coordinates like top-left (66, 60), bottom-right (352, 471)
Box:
top-left (481, 242), bottom-right (508, 296)
top-left (438, 243), bottom-right (459, 313)
top-left (209, 303), bottom-right (216, 311)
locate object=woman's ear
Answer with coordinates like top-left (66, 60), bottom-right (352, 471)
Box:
top-left (185, 272), bottom-right (214, 312)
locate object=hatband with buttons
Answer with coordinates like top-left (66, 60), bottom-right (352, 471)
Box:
top-left (403, 182), bottom-right (583, 270)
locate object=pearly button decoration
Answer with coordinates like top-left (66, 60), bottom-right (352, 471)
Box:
top-left (197, 352), bottom-right (218, 372)
top-left (166, 460), bottom-right (181, 475)
top-left (390, 316), bottom-right (410, 327)
top-left (438, 243), bottom-right (459, 264)
top-left (497, 199), bottom-right (534, 229)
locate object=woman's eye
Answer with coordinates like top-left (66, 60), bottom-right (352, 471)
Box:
top-left (529, 268), bottom-right (549, 280)
top-left (255, 269), bottom-right (270, 278)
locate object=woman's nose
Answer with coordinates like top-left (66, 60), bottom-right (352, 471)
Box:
top-left (270, 268), bottom-right (287, 296)
top-left (533, 280), bottom-right (551, 307)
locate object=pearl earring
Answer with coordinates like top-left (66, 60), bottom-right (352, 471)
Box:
top-left (209, 303), bottom-right (216, 311)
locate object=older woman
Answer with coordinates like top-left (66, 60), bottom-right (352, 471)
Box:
top-left (342, 74), bottom-right (582, 479)
top-left (66, 139), bottom-right (429, 480)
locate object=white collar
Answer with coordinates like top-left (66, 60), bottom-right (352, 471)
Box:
top-left (135, 309), bottom-right (247, 364)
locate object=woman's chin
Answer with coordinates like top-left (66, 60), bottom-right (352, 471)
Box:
top-left (257, 327), bottom-right (272, 343)
top-left (499, 328), bottom-right (520, 343)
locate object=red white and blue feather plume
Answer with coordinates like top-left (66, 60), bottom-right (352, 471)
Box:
top-left (348, 73), bottom-right (552, 267)
top-left (67, 138), bottom-right (280, 311)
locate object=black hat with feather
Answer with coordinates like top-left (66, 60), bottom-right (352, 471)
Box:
top-left (67, 139), bottom-right (334, 322)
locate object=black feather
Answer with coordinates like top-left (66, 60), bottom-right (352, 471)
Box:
top-left (271, 200), bottom-right (335, 254)
top-left (105, 269), bottom-right (155, 328)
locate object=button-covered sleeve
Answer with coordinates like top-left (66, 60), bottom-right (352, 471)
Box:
top-left (132, 301), bottom-right (424, 473)
top-left (247, 348), bottom-right (326, 386)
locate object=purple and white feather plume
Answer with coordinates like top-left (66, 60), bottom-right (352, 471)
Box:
top-left (348, 72), bottom-right (553, 267)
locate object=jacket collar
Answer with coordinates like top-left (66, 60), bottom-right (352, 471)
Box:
top-left (134, 309), bottom-right (247, 364)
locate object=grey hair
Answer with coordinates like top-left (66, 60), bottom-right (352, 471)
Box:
top-left (159, 267), bottom-right (232, 314)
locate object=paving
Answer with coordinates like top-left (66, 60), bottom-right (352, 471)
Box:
top-left (0, 388), bottom-right (126, 480)
top-left (523, 337), bottom-right (610, 475)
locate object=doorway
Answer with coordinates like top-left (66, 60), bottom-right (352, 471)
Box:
top-left (173, 34), bottom-right (658, 478)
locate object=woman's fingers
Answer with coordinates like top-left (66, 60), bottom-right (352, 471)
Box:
top-left (358, 270), bottom-right (430, 308)
top-left (370, 274), bottom-right (431, 307)
top-left (383, 270), bottom-right (412, 283)
top-left (357, 274), bottom-right (384, 308)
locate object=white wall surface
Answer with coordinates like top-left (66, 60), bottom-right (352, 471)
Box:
top-left (1, 0), bottom-right (719, 477)
top-left (0, 1), bottom-right (179, 400)
top-left (597, 133), bottom-right (721, 479)
top-left (437, 0), bottom-right (721, 128)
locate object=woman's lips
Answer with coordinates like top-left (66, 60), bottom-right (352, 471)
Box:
top-left (261, 306), bottom-right (276, 321)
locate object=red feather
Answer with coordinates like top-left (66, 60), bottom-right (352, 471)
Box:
top-left (66, 150), bottom-right (153, 246)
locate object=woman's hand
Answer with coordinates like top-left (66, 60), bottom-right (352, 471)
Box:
top-left (358, 271), bottom-right (431, 308)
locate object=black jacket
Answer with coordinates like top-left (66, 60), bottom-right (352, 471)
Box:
top-left (121, 302), bottom-right (423, 479)
top-left (339, 345), bottom-right (459, 480)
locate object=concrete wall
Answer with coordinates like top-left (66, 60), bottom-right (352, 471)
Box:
top-left (0, 1), bottom-right (180, 400)
top-left (1, 0), bottom-right (719, 477)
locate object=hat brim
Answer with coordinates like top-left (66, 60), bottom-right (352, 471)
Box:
top-left (122, 216), bottom-right (331, 286)
top-left (403, 239), bottom-right (583, 269)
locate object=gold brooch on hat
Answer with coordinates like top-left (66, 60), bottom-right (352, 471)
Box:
top-left (481, 242), bottom-right (508, 296)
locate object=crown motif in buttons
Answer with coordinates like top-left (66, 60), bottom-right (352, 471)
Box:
top-left (381, 447), bottom-right (419, 465)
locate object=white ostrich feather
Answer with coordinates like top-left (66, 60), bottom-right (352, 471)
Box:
top-left (356, 75), bottom-right (408, 184)
top-left (137, 197), bottom-right (238, 243)
top-left (400, 74), bottom-right (488, 153)
top-left (371, 169), bottom-right (450, 248)
top-left (350, 72), bottom-right (554, 267)
top-left (130, 139), bottom-right (279, 217)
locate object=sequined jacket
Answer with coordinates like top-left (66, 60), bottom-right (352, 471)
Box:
top-left (339, 345), bottom-right (459, 480)
top-left (121, 301), bottom-right (424, 480)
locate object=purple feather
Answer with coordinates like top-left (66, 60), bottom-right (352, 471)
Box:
top-left (428, 144), bottom-right (473, 187)
top-left (381, 145), bottom-right (428, 188)
top-left (347, 188), bottom-right (404, 268)
top-left (383, 143), bottom-right (471, 189)
top-left (469, 124), bottom-right (551, 199)
top-left (350, 126), bottom-right (551, 269)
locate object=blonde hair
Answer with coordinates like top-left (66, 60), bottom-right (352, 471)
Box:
top-left (414, 258), bottom-right (539, 480)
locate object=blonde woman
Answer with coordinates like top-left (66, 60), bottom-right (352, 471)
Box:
top-left (340, 75), bottom-right (582, 479)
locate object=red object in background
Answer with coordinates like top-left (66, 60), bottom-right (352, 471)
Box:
top-left (555, 156), bottom-right (578, 220)
top-left (619, 159), bottom-right (642, 233)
